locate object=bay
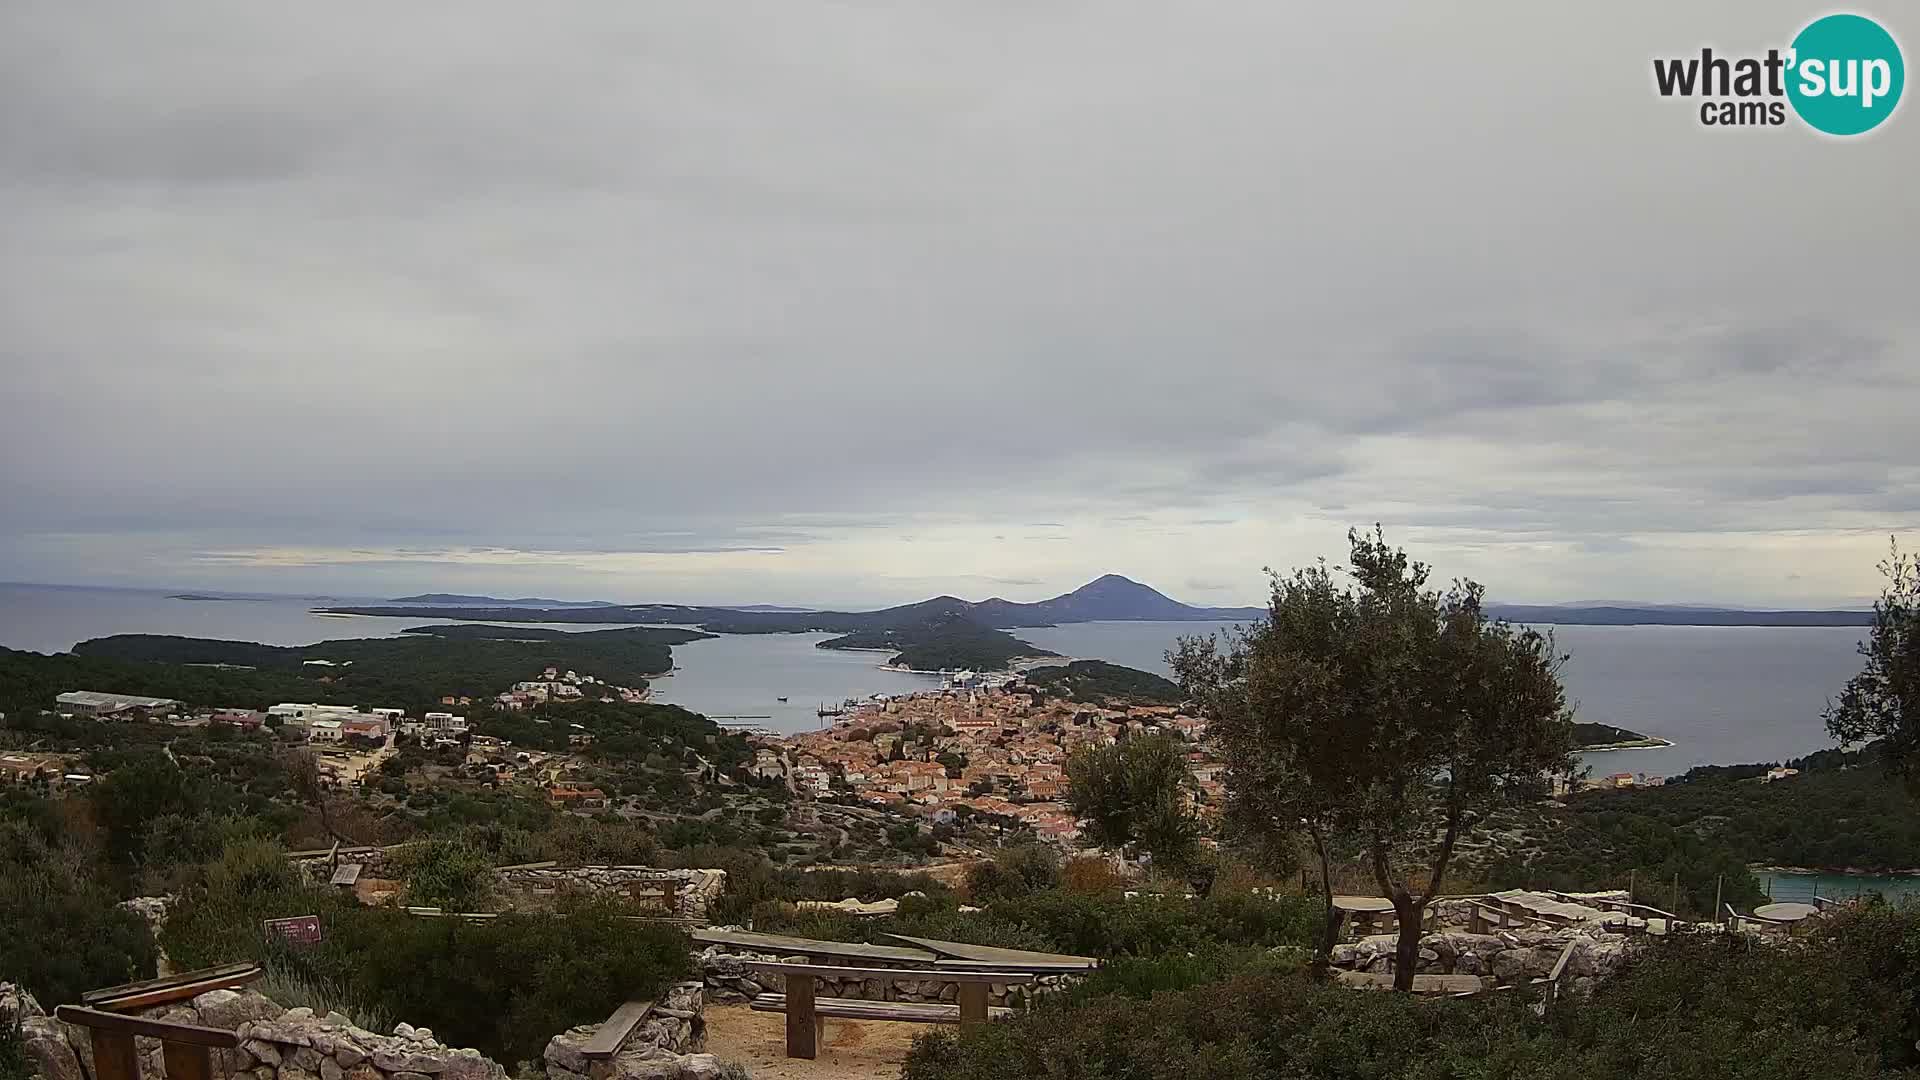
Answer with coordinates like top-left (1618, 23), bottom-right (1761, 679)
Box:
top-left (0, 585), bottom-right (1874, 770)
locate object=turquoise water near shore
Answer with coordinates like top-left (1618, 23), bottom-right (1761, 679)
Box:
top-left (1754, 870), bottom-right (1920, 905)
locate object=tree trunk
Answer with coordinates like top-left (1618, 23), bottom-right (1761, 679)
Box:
top-left (1391, 894), bottom-right (1424, 991)
top-left (1309, 825), bottom-right (1340, 978)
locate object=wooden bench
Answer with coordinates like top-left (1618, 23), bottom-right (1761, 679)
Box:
top-left (83, 962), bottom-right (264, 1012)
top-left (56, 1006), bottom-right (239, 1080)
top-left (577, 999), bottom-right (656, 1062)
top-left (739, 962), bottom-right (1038, 1059)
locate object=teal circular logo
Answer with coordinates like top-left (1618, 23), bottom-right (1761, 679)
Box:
top-left (1787, 14), bottom-right (1904, 135)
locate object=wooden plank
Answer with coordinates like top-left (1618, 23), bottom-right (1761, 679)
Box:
top-left (163, 1040), bottom-right (214, 1080)
top-left (956, 982), bottom-right (988, 1027)
top-left (932, 958), bottom-right (1096, 974)
top-left (786, 970), bottom-right (817, 1060)
top-left (690, 929), bottom-right (937, 965)
top-left (55, 1007), bottom-right (240, 1049)
top-left (738, 962), bottom-right (1035, 984)
top-left (1545, 939), bottom-right (1577, 984)
top-left (83, 962), bottom-right (260, 1004)
top-left (882, 934), bottom-right (1098, 971)
top-left (751, 996), bottom-right (1013, 1023)
top-left (579, 1001), bottom-right (654, 1061)
top-left (90, 969), bottom-right (264, 1012)
top-left (90, 1029), bottom-right (140, 1080)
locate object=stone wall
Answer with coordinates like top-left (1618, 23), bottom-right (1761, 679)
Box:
top-left (542, 984), bottom-right (720, 1080)
top-left (493, 868), bottom-right (724, 922)
top-left (696, 945), bottom-right (1074, 1009)
top-left (5, 981), bottom-right (720, 1080)
top-left (286, 849), bottom-right (726, 921)
top-left (1330, 928), bottom-right (1631, 996)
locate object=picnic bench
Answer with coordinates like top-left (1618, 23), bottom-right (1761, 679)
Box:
top-left (741, 962), bottom-right (1031, 1059)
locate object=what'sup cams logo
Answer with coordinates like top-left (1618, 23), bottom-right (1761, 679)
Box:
top-left (1654, 12), bottom-right (1904, 134)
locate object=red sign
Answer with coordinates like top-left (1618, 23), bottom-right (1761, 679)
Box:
top-left (263, 915), bottom-right (324, 947)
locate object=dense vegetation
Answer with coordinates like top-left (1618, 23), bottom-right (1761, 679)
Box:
top-left (60, 626), bottom-right (708, 711)
top-left (1022, 660), bottom-right (1183, 704)
top-left (161, 839), bottom-right (688, 1065)
top-left (817, 613), bottom-right (1055, 672)
top-left (1463, 744), bottom-right (1920, 914)
top-left (904, 908), bottom-right (1920, 1079)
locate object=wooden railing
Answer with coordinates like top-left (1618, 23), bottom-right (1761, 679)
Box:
top-left (55, 1006), bottom-right (238, 1080)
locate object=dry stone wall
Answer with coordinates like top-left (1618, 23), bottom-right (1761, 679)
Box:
top-left (541, 983), bottom-right (718, 1080)
top-left (6, 982), bottom-right (722, 1080)
top-left (1330, 928), bottom-right (1631, 996)
top-left (286, 848), bottom-right (725, 921)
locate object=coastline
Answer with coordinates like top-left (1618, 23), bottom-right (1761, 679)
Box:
top-left (1578, 737), bottom-right (1676, 753)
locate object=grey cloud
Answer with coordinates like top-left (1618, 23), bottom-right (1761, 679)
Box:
top-left (2, 0), bottom-right (1917, 605)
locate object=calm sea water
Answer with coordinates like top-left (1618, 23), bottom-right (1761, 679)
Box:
top-left (1, 584), bottom-right (1870, 772)
top-left (0, 583), bottom-right (939, 733)
top-left (1016, 619), bottom-right (1871, 780)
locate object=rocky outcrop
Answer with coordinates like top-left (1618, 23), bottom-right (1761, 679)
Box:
top-left (1328, 927), bottom-right (1631, 991)
top-left (4, 984), bottom-right (86, 1080)
top-left (7, 983), bottom-right (518, 1080)
top-left (541, 984), bottom-right (716, 1080)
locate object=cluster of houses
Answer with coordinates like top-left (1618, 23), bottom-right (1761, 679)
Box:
top-left (763, 682), bottom-right (1221, 847)
top-left (494, 666), bottom-right (646, 710)
top-left (48, 688), bottom-right (472, 749)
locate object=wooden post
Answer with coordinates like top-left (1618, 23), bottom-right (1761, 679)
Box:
top-left (162, 1041), bottom-right (213, 1080)
top-left (957, 982), bottom-right (989, 1027)
top-left (90, 1031), bottom-right (140, 1080)
top-left (1670, 873), bottom-right (1680, 917)
top-left (1714, 876), bottom-right (1724, 928)
top-left (1627, 869), bottom-right (1635, 904)
top-left (785, 974), bottom-right (817, 1060)
top-left (661, 879), bottom-right (679, 915)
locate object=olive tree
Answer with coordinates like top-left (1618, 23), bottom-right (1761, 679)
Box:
top-left (1172, 528), bottom-right (1575, 990)
top-left (1826, 540), bottom-right (1920, 790)
top-left (1065, 733), bottom-right (1201, 873)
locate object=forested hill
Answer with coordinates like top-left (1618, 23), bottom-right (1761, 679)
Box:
top-left (1020, 660), bottom-right (1184, 704)
top-left (0, 626), bottom-right (713, 713)
top-left (815, 615), bottom-right (1056, 671)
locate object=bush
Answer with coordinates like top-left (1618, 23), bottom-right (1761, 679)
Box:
top-left (964, 845), bottom-right (1060, 901)
top-left (168, 860), bottom-right (688, 1068)
top-left (903, 918), bottom-right (1920, 1080)
top-left (395, 840), bottom-right (496, 911)
top-left (0, 809), bottom-right (157, 1006)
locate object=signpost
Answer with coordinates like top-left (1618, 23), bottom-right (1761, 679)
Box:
top-left (262, 915), bottom-right (323, 948)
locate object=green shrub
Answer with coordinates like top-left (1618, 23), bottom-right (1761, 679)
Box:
top-left (0, 811), bottom-right (157, 1006)
top-left (903, 918), bottom-right (1920, 1080)
top-left (394, 840), bottom-right (496, 911)
top-left (964, 845), bottom-right (1060, 901)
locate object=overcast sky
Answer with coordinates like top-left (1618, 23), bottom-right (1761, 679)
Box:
top-left (3, 1), bottom-right (1915, 609)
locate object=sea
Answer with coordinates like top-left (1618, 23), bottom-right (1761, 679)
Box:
top-left (0, 583), bottom-right (1869, 771)
top-left (2, 581), bottom-right (1897, 894)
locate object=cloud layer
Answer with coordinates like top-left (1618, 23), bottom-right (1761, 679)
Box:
top-left (3, 1), bottom-right (1916, 607)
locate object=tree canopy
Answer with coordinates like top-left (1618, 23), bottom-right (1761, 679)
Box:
top-left (1826, 540), bottom-right (1920, 793)
top-left (1066, 733), bottom-right (1201, 871)
top-left (1172, 528), bottom-right (1576, 988)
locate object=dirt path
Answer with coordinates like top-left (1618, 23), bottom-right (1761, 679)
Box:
top-left (702, 1003), bottom-right (922, 1080)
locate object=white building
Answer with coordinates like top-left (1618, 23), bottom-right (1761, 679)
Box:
top-left (423, 712), bottom-right (468, 734)
top-left (307, 719), bottom-right (344, 743)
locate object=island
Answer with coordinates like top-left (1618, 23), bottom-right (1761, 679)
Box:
top-left (1573, 721), bottom-right (1673, 751)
